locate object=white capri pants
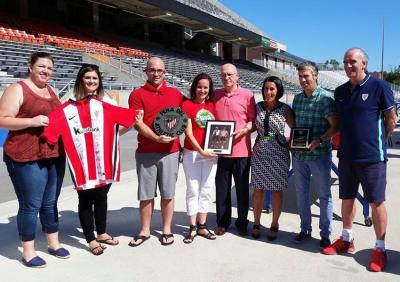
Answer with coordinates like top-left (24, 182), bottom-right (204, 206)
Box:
top-left (182, 149), bottom-right (218, 216)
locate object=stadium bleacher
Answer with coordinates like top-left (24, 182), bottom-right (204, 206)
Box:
top-left (0, 11), bottom-right (338, 101)
top-left (1, 0), bottom-right (398, 105)
top-left (0, 19), bottom-right (303, 100)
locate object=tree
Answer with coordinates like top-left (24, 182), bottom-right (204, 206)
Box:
top-left (383, 67), bottom-right (400, 86)
top-left (329, 59), bottom-right (340, 70)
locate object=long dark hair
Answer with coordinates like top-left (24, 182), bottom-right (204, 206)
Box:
top-left (73, 64), bottom-right (104, 100)
top-left (189, 73), bottom-right (214, 101)
top-left (261, 76), bottom-right (284, 101)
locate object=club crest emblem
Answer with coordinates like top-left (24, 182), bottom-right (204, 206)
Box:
top-left (154, 107), bottom-right (188, 137)
top-left (361, 93), bottom-right (369, 101)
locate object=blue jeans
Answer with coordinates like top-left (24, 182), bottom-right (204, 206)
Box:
top-left (292, 155), bottom-right (332, 238)
top-left (4, 153), bottom-right (65, 241)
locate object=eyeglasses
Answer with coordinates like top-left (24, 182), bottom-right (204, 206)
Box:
top-left (221, 72), bottom-right (237, 78)
top-left (147, 68), bottom-right (165, 74)
top-left (81, 63), bottom-right (99, 69)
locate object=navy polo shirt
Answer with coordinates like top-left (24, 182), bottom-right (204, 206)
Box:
top-left (334, 75), bottom-right (394, 162)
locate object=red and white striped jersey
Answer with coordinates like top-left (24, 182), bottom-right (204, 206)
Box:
top-left (42, 96), bottom-right (135, 190)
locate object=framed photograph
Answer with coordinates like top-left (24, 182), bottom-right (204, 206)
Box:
top-left (204, 120), bottom-right (235, 155)
top-left (289, 127), bottom-right (311, 151)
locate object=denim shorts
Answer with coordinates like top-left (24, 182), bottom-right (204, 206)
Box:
top-left (338, 160), bottom-right (386, 203)
top-left (135, 152), bottom-right (179, 200)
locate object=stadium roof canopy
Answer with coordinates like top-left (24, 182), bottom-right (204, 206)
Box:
top-left (88, 0), bottom-right (286, 51)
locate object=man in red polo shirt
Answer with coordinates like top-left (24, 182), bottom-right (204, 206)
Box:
top-left (128, 57), bottom-right (184, 246)
top-left (214, 63), bottom-right (256, 236)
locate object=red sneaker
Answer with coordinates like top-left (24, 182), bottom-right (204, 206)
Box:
top-left (322, 236), bottom-right (355, 255)
top-left (369, 248), bottom-right (387, 272)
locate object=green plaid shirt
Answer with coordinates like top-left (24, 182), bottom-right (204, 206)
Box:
top-left (292, 86), bottom-right (336, 161)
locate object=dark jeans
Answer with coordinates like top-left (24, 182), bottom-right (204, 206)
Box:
top-left (4, 153), bottom-right (65, 241)
top-left (77, 184), bottom-right (111, 243)
top-left (215, 157), bottom-right (250, 229)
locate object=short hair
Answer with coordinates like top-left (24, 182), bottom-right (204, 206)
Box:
top-left (345, 47), bottom-right (369, 63)
top-left (261, 76), bottom-right (284, 100)
top-left (73, 64), bottom-right (104, 100)
top-left (189, 73), bottom-right (214, 101)
top-left (345, 47), bottom-right (369, 72)
top-left (297, 61), bottom-right (319, 76)
top-left (28, 52), bottom-right (54, 73)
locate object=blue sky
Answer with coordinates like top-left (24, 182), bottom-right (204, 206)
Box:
top-left (219, 0), bottom-right (399, 72)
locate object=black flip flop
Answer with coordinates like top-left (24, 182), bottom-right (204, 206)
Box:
top-left (160, 233), bottom-right (174, 246)
top-left (128, 235), bottom-right (150, 247)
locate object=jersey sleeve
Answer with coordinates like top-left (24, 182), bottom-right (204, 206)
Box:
top-left (128, 89), bottom-right (143, 111)
top-left (105, 103), bottom-right (136, 128)
top-left (208, 101), bottom-right (216, 118)
top-left (181, 99), bottom-right (192, 118)
top-left (178, 90), bottom-right (184, 106)
top-left (247, 93), bottom-right (256, 122)
top-left (41, 109), bottom-right (62, 145)
top-left (324, 95), bottom-right (337, 118)
top-left (379, 81), bottom-right (395, 112)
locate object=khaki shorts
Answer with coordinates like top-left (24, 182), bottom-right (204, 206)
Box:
top-left (136, 152), bottom-right (179, 200)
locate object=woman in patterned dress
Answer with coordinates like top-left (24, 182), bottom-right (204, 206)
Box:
top-left (251, 76), bottom-right (295, 240)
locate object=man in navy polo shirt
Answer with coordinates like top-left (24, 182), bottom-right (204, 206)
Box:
top-left (322, 48), bottom-right (397, 272)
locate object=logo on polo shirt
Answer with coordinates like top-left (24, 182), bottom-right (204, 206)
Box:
top-left (361, 93), bottom-right (369, 101)
top-left (195, 109), bottom-right (215, 128)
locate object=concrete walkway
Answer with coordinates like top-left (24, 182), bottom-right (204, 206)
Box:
top-left (1, 134), bottom-right (400, 281)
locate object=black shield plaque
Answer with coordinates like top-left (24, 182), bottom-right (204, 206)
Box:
top-left (153, 107), bottom-right (188, 137)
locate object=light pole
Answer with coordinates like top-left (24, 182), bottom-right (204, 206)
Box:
top-left (381, 17), bottom-right (384, 79)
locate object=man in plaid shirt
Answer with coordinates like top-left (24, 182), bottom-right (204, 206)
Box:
top-left (291, 61), bottom-right (338, 249)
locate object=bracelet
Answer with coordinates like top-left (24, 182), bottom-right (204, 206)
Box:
top-left (319, 137), bottom-right (324, 144)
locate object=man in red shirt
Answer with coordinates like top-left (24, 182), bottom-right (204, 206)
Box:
top-left (128, 57), bottom-right (184, 246)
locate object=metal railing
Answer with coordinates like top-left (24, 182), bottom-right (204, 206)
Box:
top-left (85, 49), bottom-right (147, 82)
top-left (58, 79), bottom-right (75, 99)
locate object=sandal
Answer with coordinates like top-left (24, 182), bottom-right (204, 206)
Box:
top-left (267, 225), bottom-right (279, 241)
top-left (183, 225), bottom-right (197, 244)
top-left (89, 244), bottom-right (106, 256)
top-left (97, 236), bottom-right (119, 246)
top-left (160, 233), bottom-right (174, 246)
top-left (196, 222), bottom-right (216, 240)
top-left (251, 224), bottom-right (261, 239)
top-left (128, 235), bottom-right (150, 247)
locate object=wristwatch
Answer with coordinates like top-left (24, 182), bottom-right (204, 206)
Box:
top-left (319, 137), bottom-right (324, 144)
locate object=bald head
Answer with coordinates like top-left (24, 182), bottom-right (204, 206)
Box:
top-left (146, 57), bottom-right (166, 88)
top-left (221, 63), bottom-right (237, 74)
top-left (146, 57), bottom-right (165, 70)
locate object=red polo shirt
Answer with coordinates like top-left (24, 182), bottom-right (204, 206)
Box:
top-left (128, 81), bottom-right (184, 153)
top-left (213, 85), bottom-right (256, 157)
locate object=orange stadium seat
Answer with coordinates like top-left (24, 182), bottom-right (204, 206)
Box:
top-left (1, 16), bottom-right (150, 60)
